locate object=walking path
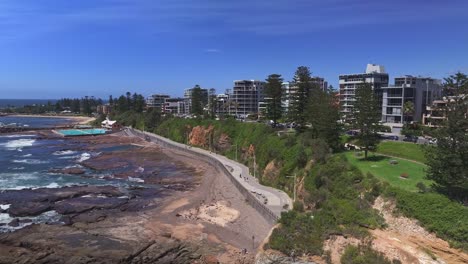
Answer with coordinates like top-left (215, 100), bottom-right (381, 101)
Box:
top-left (125, 128), bottom-right (293, 218)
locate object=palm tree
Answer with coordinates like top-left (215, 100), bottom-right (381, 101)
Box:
top-left (403, 101), bottom-right (415, 123)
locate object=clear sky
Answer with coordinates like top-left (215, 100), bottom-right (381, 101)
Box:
top-left (1, 0), bottom-right (467, 99)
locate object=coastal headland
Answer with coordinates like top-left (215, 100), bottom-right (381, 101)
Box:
top-left (0, 130), bottom-right (272, 263)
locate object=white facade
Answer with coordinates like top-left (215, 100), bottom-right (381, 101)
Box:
top-left (339, 64), bottom-right (389, 121)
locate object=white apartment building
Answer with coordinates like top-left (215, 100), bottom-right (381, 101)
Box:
top-left (339, 64), bottom-right (389, 121)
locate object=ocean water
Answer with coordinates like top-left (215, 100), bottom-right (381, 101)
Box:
top-left (0, 116), bottom-right (72, 128)
top-left (0, 117), bottom-right (130, 231)
top-left (0, 99), bottom-right (57, 108)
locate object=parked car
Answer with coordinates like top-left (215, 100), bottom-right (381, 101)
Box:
top-left (403, 135), bottom-right (418, 143)
top-left (380, 134), bottom-right (399, 140)
top-left (346, 130), bottom-right (359, 136)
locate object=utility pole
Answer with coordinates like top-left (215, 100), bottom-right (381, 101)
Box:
top-left (233, 144), bottom-right (238, 161)
top-left (286, 173), bottom-right (297, 202)
top-left (253, 151), bottom-right (256, 179)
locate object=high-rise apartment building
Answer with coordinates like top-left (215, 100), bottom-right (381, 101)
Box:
top-left (184, 86), bottom-right (208, 114)
top-left (382, 76), bottom-right (442, 123)
top-left (230, 80), bottom-right (265, 118)
top-left (146, 94), bottom-right (170, 110)
top-left (339, 64), bottom-right (389, 121)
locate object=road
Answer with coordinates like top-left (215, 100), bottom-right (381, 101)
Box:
top-left (125, 128), bottom-right (293, 218)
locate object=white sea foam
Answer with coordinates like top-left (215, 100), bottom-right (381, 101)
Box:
top-left (21, 154), bottom-right (32, 157)
top-left (9, 167), bottom-right (25, 170)
top-left (128, 177), bottom-right (144, 183)
top-left (0, 204), bottom-right (10, 210)
top-left (44, 182), bottom-right (59, 188)
top-left (12, 159), bottom-right (49, 164)
top-left (58, 155), bottom-right (80, 160)
top-left (0, 134), bottom-right (36, 138)
top-left (0, 210), bottom-right (62, 233)
top-left (53, 150), bottom-right (77, 156)
top-left (135, 166), bottom-right (145, 173)
top-left (77, 153), bottom-right (91, 162)
top-left (3, 139), bottom-right (36, 149)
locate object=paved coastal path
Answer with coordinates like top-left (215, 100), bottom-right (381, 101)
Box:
top-left (125, 128), bottom-right (293, 219)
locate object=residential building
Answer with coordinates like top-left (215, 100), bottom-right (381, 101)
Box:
top-left (282, 76), bottom-right (328, 113)
top-left (146, 94), bottom-right (170, 110)
top-left (422, 94), bottom-right (466, 127)
top-left (382, 76), bottom-right (442, 124)
top-left (230, 80), bottom-right (266, 118)
top-left (339, 64), bottom-right (389, 121)
top-left (96, 104), bottom-right (112, 115)
top-left (162, 98), bottom-right (186, 115)
top-left (184, 86), bottom-right (208, 114)
top-left (214, 93), bottom-right (230, 116)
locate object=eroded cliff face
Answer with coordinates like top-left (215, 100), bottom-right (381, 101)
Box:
top-left (188, 125), bottom-right (214, 148)
top-left (262, 160), bottom-right (280, 183)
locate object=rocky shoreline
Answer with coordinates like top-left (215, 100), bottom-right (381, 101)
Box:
top-left (0, 131), bottom-right (272, 263)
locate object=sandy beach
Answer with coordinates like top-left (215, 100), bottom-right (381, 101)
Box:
top-left (0, 131), bottom-right (272, 263)
top-left (8, 114), bottom-right (96, 125)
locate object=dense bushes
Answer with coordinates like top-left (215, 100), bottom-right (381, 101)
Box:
top-left (267, 155), bottom-right (385, 256)
top-left (341, 245), bottom-right (394, 264)
top-left (384, 187), bottom-right (468, 250)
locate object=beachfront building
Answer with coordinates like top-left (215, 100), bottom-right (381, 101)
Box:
top-left (146, 94), bottom-right (170, 110)
top-left (184, 86), bottom-right (208, 115)
top-left (162, 98), bottom-right (186, 115)
top-left (382, 76), bottom-right (442, 124)
top-left (101, 118), bottom-right (121, 130)
top-left (229, 80), bottom-right (266, 118)
top-left (339, 64), bottom-right (389, 121)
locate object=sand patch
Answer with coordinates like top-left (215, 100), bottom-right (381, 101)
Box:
top-left (178, 201), bottom-right (240, 227)
top-left (161, 198), bottom-right (190, 214)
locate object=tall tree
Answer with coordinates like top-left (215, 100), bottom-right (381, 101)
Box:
top-left (207, 88), bottom-right (217, 119)
top-left (190, 85), bottom-right (204, 116)
top-left (351, 83), bottom-right (381, 159)
top-left (426, 73), bottom-right (468, 200)
top-left (265, 74), bottom-right (284, 125)
top-left (289, 66), bottom-right (314, 130)
top-left (403, 101), bottom-right (415, 123)
top-left (108, 95), bottom-right (114, 106)
top-left (443, 71), bottom-right (468, 96)
top-left (308, 89), bottom-right (341, 150)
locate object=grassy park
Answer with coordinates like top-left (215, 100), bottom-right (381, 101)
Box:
top-left (376, 141), bottom-right (427, 164)
top-left (344, 151), bottom-right (431, 192)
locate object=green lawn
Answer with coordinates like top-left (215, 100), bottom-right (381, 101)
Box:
top-left (376, 141), bottom-right (427, 164)
top-left (344, 151), bottom-right (432, 192)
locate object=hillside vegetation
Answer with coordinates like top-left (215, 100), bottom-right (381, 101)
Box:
top-left (154, 117), bottom-right (468, 256)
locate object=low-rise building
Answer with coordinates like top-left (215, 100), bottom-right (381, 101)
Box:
top-left (381, 76), bottom-right (442, 124)
top-left (422, 94), bottom-right (466, 127)
top-left (162, 98), bottom-right (186, 115)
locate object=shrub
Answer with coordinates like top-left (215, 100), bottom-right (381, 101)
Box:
top-left (416, 182), bottom-right (428, 193)
top-left (341, 245), bottom-right (392, 264)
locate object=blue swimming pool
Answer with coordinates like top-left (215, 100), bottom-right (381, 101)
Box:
top-left (58, 129), bottom-right (107, 136)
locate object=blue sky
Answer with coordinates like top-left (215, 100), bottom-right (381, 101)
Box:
top-left (0, 0), bottom-right (467, 99)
